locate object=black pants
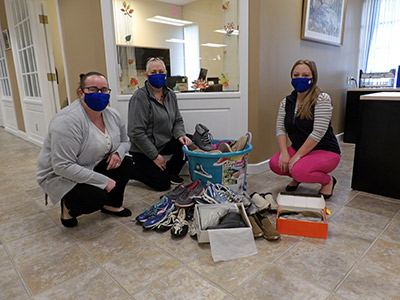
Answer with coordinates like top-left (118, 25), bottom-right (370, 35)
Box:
top-left (62, 156), bottom-right (133, 217)
top-left (130, 138), bottom-right (187, 191)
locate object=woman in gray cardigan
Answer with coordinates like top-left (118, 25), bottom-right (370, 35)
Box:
top-left (37, 72), bottom-right (133, 227)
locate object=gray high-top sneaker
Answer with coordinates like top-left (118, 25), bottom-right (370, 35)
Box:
top-left (193, 124), bottom-right (214, 151)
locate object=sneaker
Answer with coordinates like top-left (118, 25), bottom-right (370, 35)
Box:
top-left (136, 196), bottom-right (171, 223)
top-left (255, 212), bottom-right (280, 241)
top-left (156, 209), bottom-right (178, 231)
top-left (165, 184), bottom-right (186, 202)
top-left (230, 134), bottom-right (250, 152)
top-left (175, 180), bottom-right (204, 207)
top-left (170, 174), bottom-right (184, 185)
top-left (204, 182), bottom-right (229, 203)
top-left (194, 163), bottom-right (212, 178)
top-left (171, 208), bottom-right (189, 238)
top-left (142, 197), bottom-right (175, 229)
top-left (188, 221), bottom-right (197, 238)
top-left (250, 192), bottom-right (278, 211)
top-left (217, 142), bottom-right (232, 153)
top-left (193, 124), bottom-right (214, 151)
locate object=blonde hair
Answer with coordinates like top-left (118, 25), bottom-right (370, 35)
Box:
top-left (291, 59), bottom-right (321, 120)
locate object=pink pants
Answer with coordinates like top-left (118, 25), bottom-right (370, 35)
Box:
top-left (269, 146), bottom-right (341, 186)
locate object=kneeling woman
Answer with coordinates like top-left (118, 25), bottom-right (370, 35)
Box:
top-left (37, 72), bottom-right (133, 227)
top-left (269, 59), bottom-right (341, 199)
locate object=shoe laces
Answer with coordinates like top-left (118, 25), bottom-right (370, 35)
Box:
top-left (147, 197), bottom-right (169, 216)
top-left (201, 132), bottom-right (213, 145)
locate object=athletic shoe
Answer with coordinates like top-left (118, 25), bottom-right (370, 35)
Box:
top-left (136, 196), bottom-right (171, 223)
top-left (156, 209), bottom-right (178, 231)
top-left (171, 208), bottom-right (189, 238)
top-left (165, 184), bottom-right (186, 202)
top-left (193, 124), bottom-right (214, 151)
top-left (170, 174), bottom-right (184, 185)
top-left (194, 163), bottom-right (212, 178)
top-left (204, 182), bottom-right (229, 203)
top-left (175, 180), bottom-right (204, 207)
top-left (142, 197), bottom-right (175, 229)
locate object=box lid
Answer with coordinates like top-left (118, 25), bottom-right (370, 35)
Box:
top-left (277, 193), bottom-right (325, 211)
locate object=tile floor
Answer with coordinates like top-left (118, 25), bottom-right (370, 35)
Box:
top-left (0, 127), bottom-right (399, 300)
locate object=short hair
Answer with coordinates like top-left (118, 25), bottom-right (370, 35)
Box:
top-left (145, 57), bottom-right (166, 73)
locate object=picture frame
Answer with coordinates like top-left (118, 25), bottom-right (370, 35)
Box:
top-left (301, 0), bottom-right (347, 46)
top-left (2, 29), bottom-right (11, 50)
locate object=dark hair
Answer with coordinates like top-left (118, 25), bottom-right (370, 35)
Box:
top-left (77, 71), bottom-right (107, 94)
top-left (290, 59), bottom-right (321, 120)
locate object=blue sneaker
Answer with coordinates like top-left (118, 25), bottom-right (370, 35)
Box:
top-left (142, 197), bottom-right (175, 229)
top-left (136, 196), bottom-right (171, 223)
top-left (204, 182), bottom-right (229, 203)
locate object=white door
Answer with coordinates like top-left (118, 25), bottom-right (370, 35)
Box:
top-left (0, 26), bottom-right (18, 132)
top-left (5, 0), bottom-right (60, 145)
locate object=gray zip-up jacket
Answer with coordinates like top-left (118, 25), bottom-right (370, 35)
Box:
top-left (127, 81), bottom-right (186, 160)
top-left (36, 99), bottom-right (130, 205)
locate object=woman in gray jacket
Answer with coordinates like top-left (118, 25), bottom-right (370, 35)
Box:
top-left (37, 72), bottom-right (133, 227)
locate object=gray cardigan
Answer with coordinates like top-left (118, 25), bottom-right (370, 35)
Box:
top-left (127, 81), bottom-right (186, 160)
top-left (36, 99), bottom-right (130, 205)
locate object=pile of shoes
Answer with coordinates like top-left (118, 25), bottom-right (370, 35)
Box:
top-left (135, 181), bottom-right (202, 238)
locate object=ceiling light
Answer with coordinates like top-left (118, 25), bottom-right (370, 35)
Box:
top-left (166, 38), bottom-right (185, 43)
top-left (214, 29), bottom-right (239, 35)
top-left (146, 15), bottom-right (193, 26)
top-left (201, 43), bottom-right (227, 48)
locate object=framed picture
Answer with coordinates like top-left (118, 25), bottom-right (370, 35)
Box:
top-left (2, 29), bottom-right (11, 50)
top-left (301, 0), bottom-right (347, 46)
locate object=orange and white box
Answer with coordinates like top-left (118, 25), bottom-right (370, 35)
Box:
top-left (276, 193), bottom-right (328, 239)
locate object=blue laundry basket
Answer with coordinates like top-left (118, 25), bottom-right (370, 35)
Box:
top-left (183, 135), bottom-right (253, 192)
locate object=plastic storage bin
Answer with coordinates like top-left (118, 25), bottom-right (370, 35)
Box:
top-left (183, 137), bottom-right (253, 192)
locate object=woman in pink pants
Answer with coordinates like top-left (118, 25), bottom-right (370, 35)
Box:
top-left (269, 59), bottom-right (341, 199)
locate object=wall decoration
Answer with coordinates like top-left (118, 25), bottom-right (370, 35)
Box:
top-left (191, 79), bottom-right (208, 90)
top-left (301, 0), bottom-right (347, 46)
top-left (2, 29), bottom-right (11, 50)
top-left (125, 34), bottom-right (131, 42)
top-left (224, 22), bottom-right (235, 36)
top-left (121, 1), bottom-right (134, 17)
top-left (222, 1), bottom-right (230, 10)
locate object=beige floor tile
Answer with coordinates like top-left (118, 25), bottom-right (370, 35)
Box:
top-left (6, 226), bottom-right (74, 265)
top-left (0, 259), bottom-right (30, 300)
top-left (0, 190), bottom-right (32, 208)
top-left (134, 267), bottom-right (227, 300)
top-left (188, 251), bottom-right (270, 293)
top-left (0, 245), bottom-right (8, 261)
top-left (1, 177), bottom-right (26, 198)
top-left (233, 265), bottom-right (330, 300)
top-left (103, 246), bottom-right (181, 295)
top-left (381, 213), bottom-right (400, 244)
top-left (0, 201), bottom-right (43, 225)
top-left (328, 206), bottom-right (391, 237)
top-left (32, 268), bottom-right (131, 300)
top-left (18, 245), bottom-right (97, 295)
top-left (0, 212), bottom-right (56, 242)
top-left (275, 241), bottom-right (354, 291)
top-left (346, 193), bottom-right (400, 218)
top-left (79, 225), bottom-right (148, 264)
top-left (305, 223), bottom-right (376, 261)
top-left (336, 260), bottom-right (400, 300)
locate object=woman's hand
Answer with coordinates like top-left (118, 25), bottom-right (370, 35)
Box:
top-left (106, 153), bottom-right (121, 170)
top-left (105, 178), bottom-right (116, 192)
top-left (178, 136), bottom-right (192, 146)
top-left (289, 155), bottom-right (301, 172)
top-left (278, 152), bottom-right (290, 173)
top-left (153, 154), bottom-right (167, 171)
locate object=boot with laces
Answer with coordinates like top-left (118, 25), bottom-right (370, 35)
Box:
top-left (193, 124), bottom-right (214, 151)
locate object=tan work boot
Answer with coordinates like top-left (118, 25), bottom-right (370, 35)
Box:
top-left (255, 213), bottom-right (280, 241)
top-left (248, 215), bottom-right (263, 238)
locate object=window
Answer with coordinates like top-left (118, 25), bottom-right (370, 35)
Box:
top-left (364, 0), bottom-right (400, 73)
top-left (112, 0), bottom-right (239, 94)
top-left (0, 33), bottom-right (11, 97)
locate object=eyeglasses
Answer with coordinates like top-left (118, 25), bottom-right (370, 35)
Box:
top-left (84, 86), bottom-right (111, 94)
top-left (146, 56), bottom-right (164, 62)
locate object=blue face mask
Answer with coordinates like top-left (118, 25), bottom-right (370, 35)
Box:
top-left (148, 73), bottom-right (167, 88)
top-left (291, 78), bottom-right (313, 93)
top-left (84, 92), bottom-right (110, 111)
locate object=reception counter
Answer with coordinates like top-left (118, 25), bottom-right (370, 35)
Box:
top-left (351, 92), bottom-right (400, 199)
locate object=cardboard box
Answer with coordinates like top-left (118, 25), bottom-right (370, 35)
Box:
top-left (193, 202), bottom-right (253, 243)
top-left (276, 193), bottom-right (328, 239)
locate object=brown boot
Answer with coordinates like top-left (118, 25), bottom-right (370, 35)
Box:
top-left (255, 213), bottom-right (280, 241)
top-left (248, 215), bottom-right (263, 238)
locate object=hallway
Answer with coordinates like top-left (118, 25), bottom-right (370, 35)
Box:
top-left (0, 127), bottom-right (399, 300)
